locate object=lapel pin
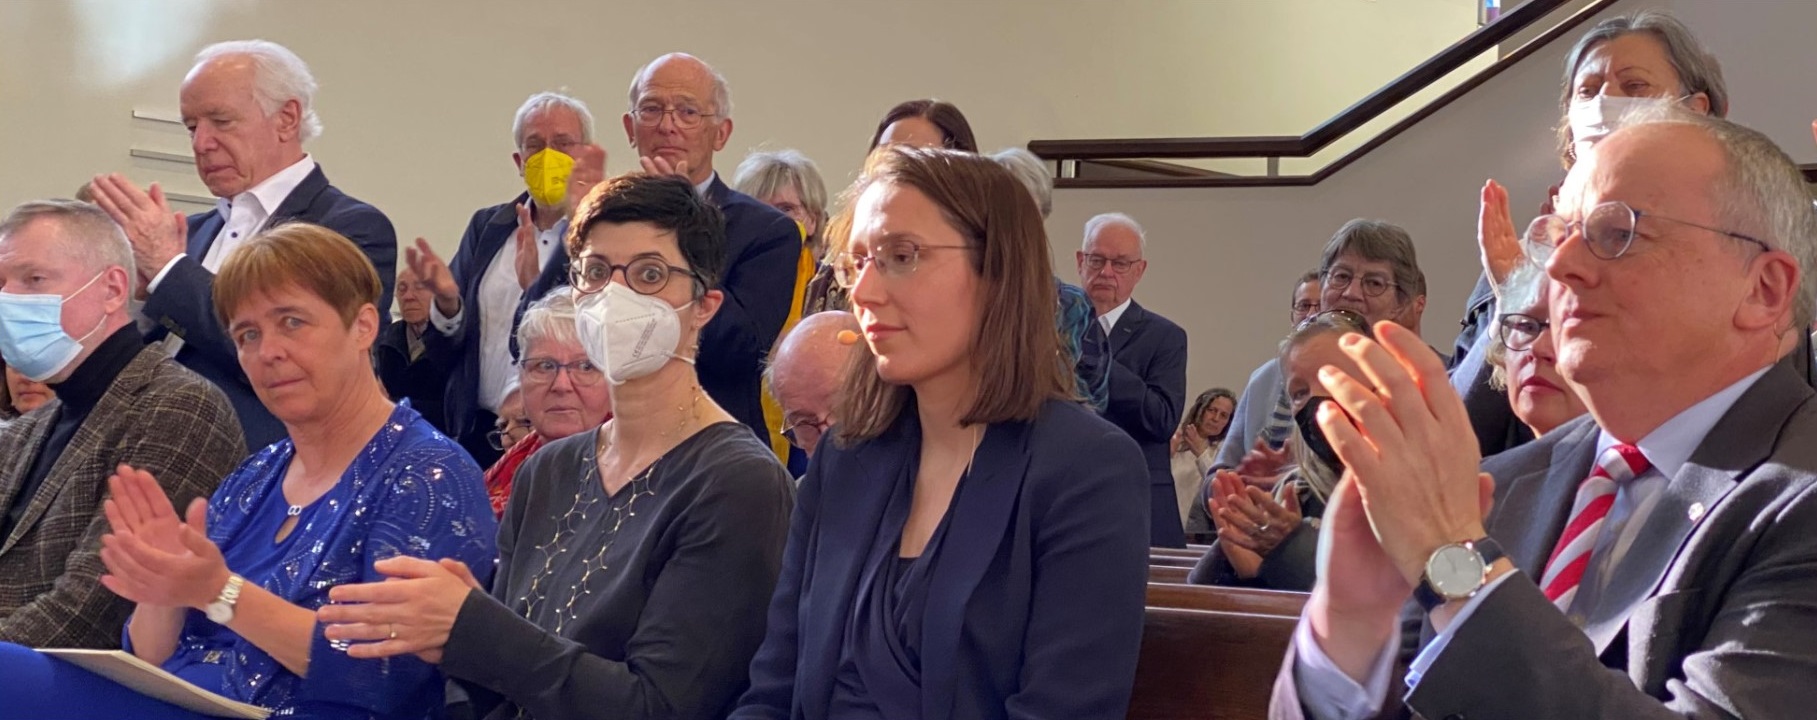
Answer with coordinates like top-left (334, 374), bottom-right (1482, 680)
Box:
top-left (1688, 502), bottom-right (1707, 523)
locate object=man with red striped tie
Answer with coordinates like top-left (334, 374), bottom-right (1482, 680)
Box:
top-left (1268, 105), bottom-right (1817, 719)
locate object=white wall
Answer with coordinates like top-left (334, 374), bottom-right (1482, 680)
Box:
top-left (0, 0), bottom-right (1476, 244)
top-left (1048, 0), bottom-right (1817, 396)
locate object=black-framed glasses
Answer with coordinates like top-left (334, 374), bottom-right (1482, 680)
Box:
top-left (1322, 267), bottom-right (1399, 298)
top-left (1290, 300), bottom-right (1320, 323)
top-left (1524, 200), bottom-right (1770, 262)
top-left (632, 103), bottom-right (719, 130)
top-left (487, 416), bottom-right (532, 451)
top-left (830, 240), bottom-right (974, 290)
top-left (519, 357), bottom-right (605, 387)
top-left (1295, 308), bottom-right (1371, 334)
top-left (569, 255), bottom-right (703, 296)
top-left (782, 414), bottom-right (831, 451)
top-left (1081, 253), bottom-right (1142, 274)
top-left (1496, 313), bottom-right (1550, 353)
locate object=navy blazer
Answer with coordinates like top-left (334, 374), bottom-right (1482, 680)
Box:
top-left (145, 165), bottom-right (396, 450)
top-left (1102, 301), bottom-right (1188, 546)
top-left (429, 194), bottom-right (529, 465)
top-left (732, 399), bottom-right (1150, 720)
top-left (521, 176), bottom-right (801, 441)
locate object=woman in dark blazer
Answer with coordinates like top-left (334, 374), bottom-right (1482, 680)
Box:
top-left (732, 146), bottom-right (1150, 720)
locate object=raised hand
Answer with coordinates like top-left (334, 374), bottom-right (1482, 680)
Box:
top-left (319, 556), bottom-right (483, 664)
top-left (1232, 438), bottom-right (1291, 487)
top-left (1210, 471), bottom-right (1301, 556)
top-left (88, 174), bottom-right (188, 293)
top-left (102, 465), bottom-right (186, 555)
top-left (566, 144), bottom-right (607, 215)
top-left (512, 203), bottom-right (542, 291)
top-left (1207, 473), bottom-right (1264, 580)
top-left (638, 154), bottom-right (691, 181)
top-left (404, 238), bottom-right (460, 317)
top-left (100, 496), bottom-right (230, 610)
top-left (1478, 179), bottom-right (1523, 289)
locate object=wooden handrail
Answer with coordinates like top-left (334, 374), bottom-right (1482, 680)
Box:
top-left (1028, 0), bottom-right (1572, 162)
top-left (1037, 0), bottom-right (1622, 188)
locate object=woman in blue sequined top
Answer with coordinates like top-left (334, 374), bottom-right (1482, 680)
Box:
top-left (30, 223), bottom-right (498, 720)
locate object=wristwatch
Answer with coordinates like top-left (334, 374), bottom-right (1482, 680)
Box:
top-left (1414, 537), bottom-right (1505, 612)
top-left (203, 574), bottom-right (246, 625)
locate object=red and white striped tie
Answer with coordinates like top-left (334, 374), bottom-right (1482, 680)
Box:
top-left (1538, 443), bottom-right (1651, 612)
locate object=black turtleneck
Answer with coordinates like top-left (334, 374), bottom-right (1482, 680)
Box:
top-left (0, 324), bottom-right (144, 540)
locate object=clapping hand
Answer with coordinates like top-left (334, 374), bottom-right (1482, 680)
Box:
top-left (88, 175), bottom-right (188, 294)
top-left (319, 557), bottom-right (485, 664)
top-left (638, 154), bottom-right (691, 180)
top-left (98, 465), bottom-right (230, 610)
top-left (404, 238), bottom-right (461, 317)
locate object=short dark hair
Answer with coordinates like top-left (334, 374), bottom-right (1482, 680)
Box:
top-left (1318, 219), bottom-right (1426, 301)
top-left (565, 174), bottom-right (728, 291)
top-left (868, 99), bottom-right (979, 154)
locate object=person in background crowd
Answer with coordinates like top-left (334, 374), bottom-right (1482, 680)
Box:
top-left (1172, 387), bottom-right (1235, 535)
top-left (89, 39), bottom-right (397, 451)
top-left (2, 362), bottom-right (52, 418)
top-left (320, 174), bottom-right (794, 720)
top-left (481, 289), bottom-right (612, 518)
top-left (868, 98), bottom-right (980, 152)
top-left (764, 310), bottom-right (860, 461)
top-left (403, 91), bottom-right (593, 468)
top-left (0, 200), bottom-right (243, 651)
top-left (375, 265), bottom-right (451, 435)
top-left (1078, 212), bottom-right (1188, 547)
top-left (1207, 270), bottom-right (1319, 482)
top-left (734, 146), bottom-right (1147, 720)
top-left (1485, 261), bottom-right (1589, 438)
top-left (489, 378), bottom-right (531, 453)
top-left (733, 149), bottom-right (829, 256)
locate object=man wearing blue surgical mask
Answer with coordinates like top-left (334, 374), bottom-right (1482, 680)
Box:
top-left (402, 91), bottom-right (595, 467)
top-left (0, 200), bottom-right (244, 649)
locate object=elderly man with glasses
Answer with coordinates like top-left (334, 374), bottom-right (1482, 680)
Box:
top-left (520, 54), bottom-right (804, 449)
top-left (1076, 212), bottom-right (1189, 547)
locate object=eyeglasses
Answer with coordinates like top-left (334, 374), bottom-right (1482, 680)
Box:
top-left (1081, 254), bottom-right (1142, 274)
top-left (1524, 200), bottom-right (1769, 262)
top-left (1295, 308), bottom-right (1371, 334)
top-left (782, 414), bottom-right (831, 451)
top-left (1322, 267), bottom-right (1398, 298)
top-left (570, 256), bottom-right (702, 296)
top-left (830, 240), bottom-right (974, 290)
top-left (519, 357), bottom-right (604, 387)
top-left (487, 417), bottom-right (532, 451)
top-left (632, 103), bottom-right (719, 130)
top-left (1496, 313), bottom-right (1550, 353)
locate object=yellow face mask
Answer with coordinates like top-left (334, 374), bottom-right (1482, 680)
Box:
top-left (522, 148), bottom-right (575, 208)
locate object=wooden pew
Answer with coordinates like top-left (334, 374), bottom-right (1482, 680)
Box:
top-left (1149, 554), bottom-right (1202, 569)
top-left (1126, 607), bottom-right (1297, 720)
top-left (1145, 583), bottom-right (1306, 618)
top-left (1150, 545), bottom-right (1211, 560)
top-left (1149, 565), bottom-right (1190, 583)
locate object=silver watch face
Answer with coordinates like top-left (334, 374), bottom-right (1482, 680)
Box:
top-left (204, 602), bottom-right (232, 624)
top-left (1426, 544), bottom-right (1487, 598)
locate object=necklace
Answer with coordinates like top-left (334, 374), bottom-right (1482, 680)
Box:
top-left (596, 386), bottom-right (705, 473)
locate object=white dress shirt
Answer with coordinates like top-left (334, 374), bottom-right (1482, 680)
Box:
top-left (1291, 364), bottom-right (1772, 720)
top-left (1098, 298), bottom-right (1133, 334)
top-left (148, 155), bottom-right (318, 292)
top-left (429, 206), bottom-right (563, 413)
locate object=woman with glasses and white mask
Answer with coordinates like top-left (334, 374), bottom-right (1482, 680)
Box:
top-left (318, 174), bottom-right (795, 720)
top-left (479, 291), bottom-right (613, 518)
top-left (733, 146), bottom-right (1149, 720)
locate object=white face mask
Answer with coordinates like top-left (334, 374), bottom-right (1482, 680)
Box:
top-left (1568, 95), bottom-right (1669, 158)
top-left (573, 283), bottom-right (696, 384)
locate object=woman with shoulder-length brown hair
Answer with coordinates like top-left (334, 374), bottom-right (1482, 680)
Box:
top-left (732, 146), bottom-right (1149, 720)
top-left (867, 99), bottom-right (980, 153)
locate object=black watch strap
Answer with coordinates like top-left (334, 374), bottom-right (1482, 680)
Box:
top-left (1413, 537), bottom-right (1506, 612)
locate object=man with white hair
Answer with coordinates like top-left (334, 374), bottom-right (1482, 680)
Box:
top-left (403, 91), bottom-right (593, 466)
top-left (91, 39), bottom-right (396, 450)
top-left (1077, 212), bottom-right (1187, 547)
top-left (1274, 109), bottom-right (1817, 719)
top-left (0, 200), bottom-right (243, 649)
top-left (522, 53), bottom-right (803, 446)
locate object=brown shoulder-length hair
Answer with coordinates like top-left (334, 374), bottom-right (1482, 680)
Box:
top-left (867, 99), bottom-right (980, 154)
top-left (213, 222), bottom-right (382, 329)
top-left (830, 146), bottom-right (1074, 444)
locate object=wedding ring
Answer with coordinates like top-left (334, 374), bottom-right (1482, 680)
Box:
top-left (388, 624), bottom-right (398, 640)
top-left (1258, 523), bottom-right (1272, 534)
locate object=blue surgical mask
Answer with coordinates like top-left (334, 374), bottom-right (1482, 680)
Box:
top-left (0, 271), bottom-right (107, 381)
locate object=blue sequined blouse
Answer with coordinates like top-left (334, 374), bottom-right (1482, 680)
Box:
top-left (135, 403), bottom-right (498, 719)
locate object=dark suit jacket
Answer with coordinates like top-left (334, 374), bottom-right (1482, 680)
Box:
top-left (732, 399), bottom-right (1150, 720)
top-left (430, 194), bottom-right (529, 465)
top-left (374, 321), bottom-right (452, 438)
top-left (522, 176), bottom-right (801, 441)
top-left (145, 165), bottom-right (396, 450)
top-left (1103, 301), bottom-right (1188, 546)
top-left (1272, 356), bottom-right (1817, 719)
top-left (0, 346), bottom-right (245, 648)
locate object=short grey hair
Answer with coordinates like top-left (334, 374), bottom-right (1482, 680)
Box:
top-left (0, 199), bottom-right (136, 281)
top-left (512, 91), bottom-right (595, 151)
top-left (1319, 219), bottom-right (1426, 301)
top-left (628, 53), bottom-right (733, 120)
top-left (516, 286), bottom-right (581, 354)
top-left (1557, 9), bottom-right (1727, 165)
top-left (1487, 261), bottom-right (1548, 391)
top-left (1617, 106), bottom-right (1817, 329)
top-left (1083, 212), bottom-right (1146, 253)
top-left (192, 40), bottom-right (322, 142)
top-left (731, 149), bottom-right (828, 235)
top-left (989, 148), bottom-right (1053, 219)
